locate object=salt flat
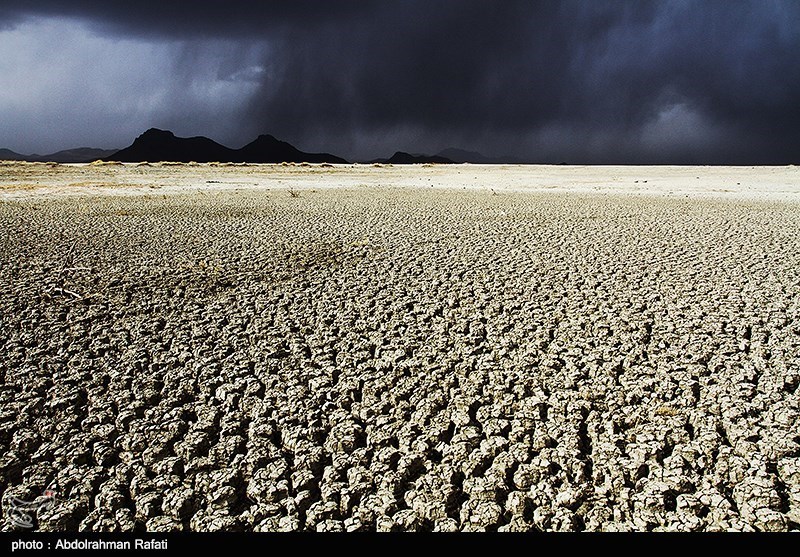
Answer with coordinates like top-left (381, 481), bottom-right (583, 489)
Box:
top-left (0, 163), bottom-right (798, 531)
top-left (0, 161), bottom-right (798, 201)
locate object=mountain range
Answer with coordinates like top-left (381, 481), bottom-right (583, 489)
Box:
top-left (0, 147), bottom-right (118, 163)
top-left (0, 128), bottom-right (522, 164)
top-left (370, 152), bottom-right (455, 164)
top-left (108, 129), bottom-right (348, 164)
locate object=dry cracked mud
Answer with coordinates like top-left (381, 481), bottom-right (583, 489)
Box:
top-left (1, 170), bottom-right (799, 531)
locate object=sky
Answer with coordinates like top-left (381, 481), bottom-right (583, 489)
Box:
top-left (0, 1), bottom-right (798, 164)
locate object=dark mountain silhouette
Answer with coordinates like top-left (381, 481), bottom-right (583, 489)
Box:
top-left (1, 132), bottom-right (539, 165)
top-left (108, 128), bottom-right (347, 163)
top-left (367, 148), bottom-right (526, 164)
top-left (236, 134), bottom-right (346, 163)
top-left (42, 148), bottom-right (120, 163)
top-left (0, 147), bottom-right (117, 162)
top-left (109, 129), bottom-right (232, 163)
top-left (436, 147), bottom-right (525, 164)
top-left (367, 151), bottom-right (454, 164)
top-left (388, 152), bottom-right (454, 164)
top-left (0, 148), bottom-right (26, 161)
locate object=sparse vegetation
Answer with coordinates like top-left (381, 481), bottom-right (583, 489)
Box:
top-left (655, 405), bottom-right (679, 416)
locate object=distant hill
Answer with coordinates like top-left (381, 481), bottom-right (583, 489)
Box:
top-left (366, 148), bottom-right (527, 164)
top-left (42, 148), bottom-right (120, 163)
top-left (367, 151), bottom-right (455, 164)
top-left (387, 152), bottom-right (454, 164)
top-left (0, 147), bottom-right (117, 163)
top-left (108, 128), bottom-right (347, 164)
top-left (0, 148), bottom-right (26, 161)
top-left (235, 134), bottom-right (347, 164)
top-left (109, 129), bottom-right (231, 163)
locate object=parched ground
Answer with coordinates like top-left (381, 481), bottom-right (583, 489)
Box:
top-left (0, 164), bottom-right (799, 531)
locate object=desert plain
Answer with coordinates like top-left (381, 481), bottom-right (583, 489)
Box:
top-left (0, 162), bottom-right (799, 531)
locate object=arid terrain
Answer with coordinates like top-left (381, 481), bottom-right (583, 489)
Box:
top-left (1, 162), bottom-right (799, 531)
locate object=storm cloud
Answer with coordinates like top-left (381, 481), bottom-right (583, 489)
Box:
top-left (1, 1), bottom-right (798, 163)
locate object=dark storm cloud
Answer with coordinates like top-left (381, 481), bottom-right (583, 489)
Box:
top-left (0, 1), bottom-right (375, 36)
top-left (2, 1), bottom-right (799, 163)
